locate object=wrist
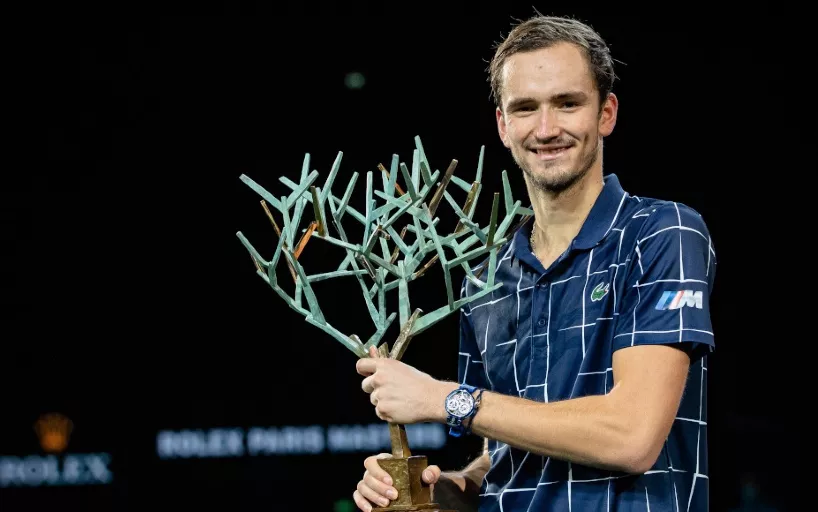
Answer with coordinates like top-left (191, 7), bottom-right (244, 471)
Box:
top-left (430, 381), bottom-right (459, 423)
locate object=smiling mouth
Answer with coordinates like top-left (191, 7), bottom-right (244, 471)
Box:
top-left (532, 146), bottom-right (572, 161)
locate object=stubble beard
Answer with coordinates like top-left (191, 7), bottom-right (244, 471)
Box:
top-left (515, 136), bottom-right (600, 197)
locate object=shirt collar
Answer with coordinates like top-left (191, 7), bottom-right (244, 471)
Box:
top-left (513, 173), bottom-right (627, 265)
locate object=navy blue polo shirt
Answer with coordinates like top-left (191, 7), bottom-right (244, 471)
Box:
top-left (457, 174), bottom-right (716, 512)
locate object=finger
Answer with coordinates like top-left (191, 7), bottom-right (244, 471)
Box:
top-left (422, 465), bottom-right (441, 484)
top-left (357, 479), bottom-right (392, 508)
top-left (361, 375), bottom-right (375, 394)
top-left (356, 358), bottom-right (379, 376)
top-left (369, 345), bottom-right (379, 358)
top-left (352, 489), bottom-right (372, 512)
top-left (363, 471), bottom-right (398, 501)
top-left (370, 390), bottom-right (378, 406)
top-left (364, 454), bottom-right (394, 485)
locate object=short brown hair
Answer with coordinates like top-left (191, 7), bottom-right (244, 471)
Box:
top-left (488, 15), bottom-right (616, 110)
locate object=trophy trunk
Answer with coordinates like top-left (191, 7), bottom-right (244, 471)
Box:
top-left (370, 423), bottom-right (455, 512)
top-left (371, 344), bottom-right (456, 512)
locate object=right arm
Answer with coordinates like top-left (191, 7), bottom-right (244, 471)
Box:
top-left (353, 440), bottom-right (489, 512)
top-left (432, 440), bottom-right (490, 511)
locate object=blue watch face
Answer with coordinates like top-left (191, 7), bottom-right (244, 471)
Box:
top-left (445, 389), bottom-right (474, 418)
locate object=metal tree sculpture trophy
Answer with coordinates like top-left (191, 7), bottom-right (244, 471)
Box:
top-left (236, 136), bottom-right (529, 511)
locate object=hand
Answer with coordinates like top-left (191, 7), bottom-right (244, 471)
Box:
top-left (356, 346), bottom-right (454, 424)
top-left (353, 452), bottom-right (441, 512)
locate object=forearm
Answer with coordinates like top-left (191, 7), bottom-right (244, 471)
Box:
top-left (466, 390), bottom-right (648, 473)
top-left (434, 452), bottom-right (489, 512)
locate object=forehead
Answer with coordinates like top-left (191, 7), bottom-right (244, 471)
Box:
top-left (501, 42), bottom-right (595, 102)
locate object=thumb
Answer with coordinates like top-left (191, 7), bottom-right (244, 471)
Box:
top-left (422, 465), bottom-right (441, 484)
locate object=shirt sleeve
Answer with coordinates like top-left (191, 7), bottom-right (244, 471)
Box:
top-left (458, 282), bottom-right (490, 390)
top-left (613, 202), bottom-right (716, 361)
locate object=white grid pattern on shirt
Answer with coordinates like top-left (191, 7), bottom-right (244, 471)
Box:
top-left (458, 197), bottom-right (715, 512)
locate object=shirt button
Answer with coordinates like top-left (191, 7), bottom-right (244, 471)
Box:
top-left (537, 318), bottom-right (546, 326)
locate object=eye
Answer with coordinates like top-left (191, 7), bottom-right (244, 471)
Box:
top-left (512, 105), bottom-right (536, 114)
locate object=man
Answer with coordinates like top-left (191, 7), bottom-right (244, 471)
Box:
top-left (353, 14), bottom-right (715, 512)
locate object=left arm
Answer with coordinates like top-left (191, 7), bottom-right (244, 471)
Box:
top-left (359, 342), bottom-right (690, 475)
top-left (428, 343), bottom-right (690, 474)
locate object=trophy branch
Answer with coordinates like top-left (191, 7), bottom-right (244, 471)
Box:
top-left (236, 136), bottom-right (530, 511)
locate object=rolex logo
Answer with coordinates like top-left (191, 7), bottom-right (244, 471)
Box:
top-left (1, 412), bottom-right (113, 488)
top-left (34, 413), bottom-right (73, 453)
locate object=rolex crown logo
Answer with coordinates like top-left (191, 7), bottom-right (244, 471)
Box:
top-left (34, 412), bottom-right (73, 453)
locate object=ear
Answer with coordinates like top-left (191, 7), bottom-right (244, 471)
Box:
top-left (598, 92), bottom-right (618, 137)
top-left (496, 107), bottom-right (511, 148)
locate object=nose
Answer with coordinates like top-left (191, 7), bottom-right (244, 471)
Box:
top-left (534, 108), bottom-right (560, 140)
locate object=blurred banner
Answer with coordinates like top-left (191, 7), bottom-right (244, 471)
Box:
top-left (0, 413), bottom-right (113, 488)
top-left (0, 408), bottom-right (458, 510)
top-left (155, 422), bottom-right (446, 458)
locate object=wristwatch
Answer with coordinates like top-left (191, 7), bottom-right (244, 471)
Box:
top-left (444, 384), bottom-right (483, 437)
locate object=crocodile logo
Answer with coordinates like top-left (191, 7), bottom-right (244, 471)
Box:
top-left (590, 282), bottom-right (610, 302)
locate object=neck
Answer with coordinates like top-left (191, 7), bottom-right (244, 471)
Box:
top-left (526, 164), bottom-right (604, 258)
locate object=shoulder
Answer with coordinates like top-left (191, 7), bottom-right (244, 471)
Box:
top-left (618, 196), bottom-right (713, 248)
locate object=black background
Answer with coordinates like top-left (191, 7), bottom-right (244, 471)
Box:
top-left (2, 5), bottom-right (803, 511)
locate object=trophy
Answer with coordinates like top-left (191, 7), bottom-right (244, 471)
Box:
top-left (235, 136), bottom-right (530, 511)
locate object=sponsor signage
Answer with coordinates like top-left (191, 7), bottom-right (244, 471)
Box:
top-left (156, 422), bottom-right (446, 459)
top-left (0, 413), bottom-right (113, 488)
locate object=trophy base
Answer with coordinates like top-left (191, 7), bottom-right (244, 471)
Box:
top-left (371, 455), bottom-right (457, 512)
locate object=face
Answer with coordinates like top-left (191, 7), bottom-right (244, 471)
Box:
top-left (496, 42), bottom-right (618, 194)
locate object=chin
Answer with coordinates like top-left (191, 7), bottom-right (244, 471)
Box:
top-left (526, 164), bottom-right (584, 194)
